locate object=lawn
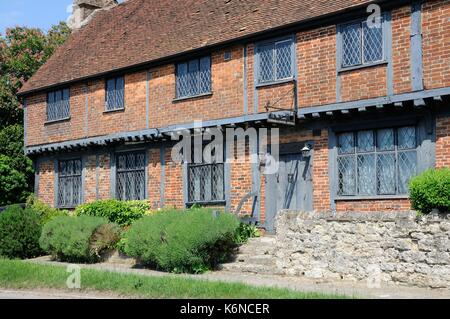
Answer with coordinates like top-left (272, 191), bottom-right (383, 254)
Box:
top-left (0, 259), bottom-right (347, 299)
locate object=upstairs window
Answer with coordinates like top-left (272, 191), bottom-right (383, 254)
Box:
top-left (257, 37), bottom-right (294, 84)
top-left (57, 159), bottom-right (82, 208)
top-left (339, 17), bottom-right (385, 69)
top-left (337, 126), bottom-right (417, 197)
top-left (106, 76), bottom-right (125, 111)
top-left (176, 56), bottom-right (211, 99)
top-left (47, 89), bottom-right (70, 122)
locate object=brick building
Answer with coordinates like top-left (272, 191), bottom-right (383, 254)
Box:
top-left (19, 0), bottom-right (450, 231)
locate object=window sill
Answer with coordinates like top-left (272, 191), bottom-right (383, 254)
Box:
top-left (256, 78), bottom-right (295, 88)
top-left (338, 61), bottom-right (388, 73)
top-left (186, 200), bottom-right (226, 206)
top-left (173, 92), bottom-right (213, 103)
top-left (45, 117), bottom-right (71, 125)
top-left (103, 107), bottom-right (125, 114)
top-left (335, 194), bottom-right (409, 201)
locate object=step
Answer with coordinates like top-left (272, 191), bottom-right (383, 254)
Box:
top-left (234, 254), bottom-right (276, 266)
top-left (238, 245), bottom-right (275, 255)
top-left (219, 263), bottom-right (277, 274)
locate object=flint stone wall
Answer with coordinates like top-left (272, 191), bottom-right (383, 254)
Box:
top-left (274, 211), bottom-right (450, 289)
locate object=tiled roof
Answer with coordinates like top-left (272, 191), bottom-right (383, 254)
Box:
top-left (19, 0), bottom-right (373, 95)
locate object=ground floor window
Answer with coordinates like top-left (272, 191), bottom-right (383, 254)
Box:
top-left (188, 163), bottom-right (225, 204)
top-left (337, 126), bottom-right (417, 196)
top-left (57, 159), bottom-right (82, 208)
top-left (115, 151), bottom-right (146, 201)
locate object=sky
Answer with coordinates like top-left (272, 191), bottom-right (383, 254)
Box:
top-left (0, 0), bottom-right (73, 34)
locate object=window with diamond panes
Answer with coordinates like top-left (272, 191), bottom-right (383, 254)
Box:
top-left (115, 152), bottom-right (146, 201)
top-left (57, 159), bottom-right (82, 208)
top-left (176, 56), bottom-right (211, 99)
top-left (340, 17), bottom-right (384, 68)
top-left (337, 126), bottom-right (417, 197)
top-left (257, 38), bottom-right (293, 84)
top-left (187, 143), bottom-right (224, 204)
top-left (106, 76), bottom-right (125, 111)
top-left (47, 89), bottom-right (70, 122)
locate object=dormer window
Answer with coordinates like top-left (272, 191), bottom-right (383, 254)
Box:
top-left (47, 88), bottom-right (70, 122)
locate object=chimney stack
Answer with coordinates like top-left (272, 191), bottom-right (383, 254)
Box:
top-left (68, 0), bottom-right (118, 30)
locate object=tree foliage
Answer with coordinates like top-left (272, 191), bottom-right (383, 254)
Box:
top-left (0, 22), bottom-right (71, 206)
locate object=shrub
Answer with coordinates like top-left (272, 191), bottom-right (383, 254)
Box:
top-left (234, 223), bottom-right (261, 244)
top-left (123, 208), bottom-right (240, 273)
top-left (75, 199), bottom-right (150, 227)
top-left (39, 216), bottom-right (120, 263)
top-left (0, 205), bottom-right (43, 259)
top-left (26, 194), bottom-right (69, 224)
top-left (409, 168), bottom-right (450, 214)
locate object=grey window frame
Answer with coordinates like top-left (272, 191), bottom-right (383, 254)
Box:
top-left (105, 76), bottom-right (125, 112)
top-left (175, 56), bottom-right (212, 100)
top-left (255, 36), bottom-right (295, 86)
top-left (336, 126), bottom-right (418, 198)
top-left (187, 163), bottom-right (225, 205)
top-left (56, 158), bottom-right (83, 208)
top-left (46, 88), bottom-right (70, 122)
top-left (114, 150), bottom-right (147, 201)
top-left (337, 13), bottom-right (388, 71)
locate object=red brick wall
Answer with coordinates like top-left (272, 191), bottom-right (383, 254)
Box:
top-left (340, 65), bottom-right (387, 102)
top-left (148, 148), bottom-right (162, 209)
top-left (85, 155), bottom-right (97, 203)
top-left (436, 114), bottom-right (450, 168)
top-left (392, 6), bottom-right (412, 94)
top-left (164, 146), bottom-right (184, 208)
top-left (37, 159), bottom-right (55, 206)
top-left (422, 0), bottom-right (450, 90)
top-left (257, 82), bottom-right (296, 113)
top-left (336, 199), bottom-right (411, 212)
top-left (149, 46), bottom-right (245, 128)
top-left (297, 26), bottom-right (336, 107)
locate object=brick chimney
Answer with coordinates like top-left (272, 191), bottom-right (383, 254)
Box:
top-left (68, 0), bottom-right (118, 30)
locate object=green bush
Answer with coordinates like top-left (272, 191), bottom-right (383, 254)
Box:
top-left (26, 194), bottom-right (69, 224)
top-left (75, 199), bottom-right (150, 227)
top-left (0, 205), bottom-right (43, 259)
top-left (123, 208), bottom-right (240, 273)
top-left (39, 216), bottom-right (120, 263)
top-left (234, 223), bottom-right (261, 244)
top-left (409, 168), bottom-right (450, 214)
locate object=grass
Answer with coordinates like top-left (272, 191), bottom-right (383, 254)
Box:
top-left (0, 259), bottom-right (347, 299)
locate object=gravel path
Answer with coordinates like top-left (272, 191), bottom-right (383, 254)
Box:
top-left (0, 288), bottom-right (122, 299)
top-left (23, 257), bottom-right (450, 299)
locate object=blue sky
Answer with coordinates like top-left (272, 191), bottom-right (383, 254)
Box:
top-left (0, 0), bottom-right (73, 34)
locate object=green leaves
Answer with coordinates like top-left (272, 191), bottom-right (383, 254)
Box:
top-left (0, 23), bottom-right (71, 205)
top-left (123, 208), bottom-right (240, 273)
top-left (409, 168), bottom-right (450, 214)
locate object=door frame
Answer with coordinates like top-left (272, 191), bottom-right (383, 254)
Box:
top-left (264, 141), bottom-right (314, 232)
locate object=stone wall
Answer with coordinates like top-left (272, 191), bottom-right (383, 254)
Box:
top-left (274, 211), bottom-right (450, 289)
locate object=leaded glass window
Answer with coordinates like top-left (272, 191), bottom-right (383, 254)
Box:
top-left (115, 152), bottom-right (146, 201)
top-left (106, 76), bottom-right (125, 111)
top-left (176, 56), bottom-right (211, 99)
top-left (188, 163), bottom-right (225, 204)
top-left (340, 17), bottom-right (384, 68)
top-left (337, 126), bottom-right (417, 196)
top-left (257, 38), bottom-right (293, 84)
top-left (47, 89), bottom-right (70, 122)
top-left (57, 159), bottom-right (82, 208)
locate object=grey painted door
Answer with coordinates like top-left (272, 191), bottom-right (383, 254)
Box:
top-left (265, 153), bottom-right (312, 232)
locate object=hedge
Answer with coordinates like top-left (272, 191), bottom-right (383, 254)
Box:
top-left (123, 208), bottom-right (239, 273)
top-left (39, 216), bottom-right (121, 263)
top-left (409, 168), bottom-right (450, 214)
top-left (75, 199), bottom-right (150, 227)
top-left (0, 205), bottom-right (43, 259)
